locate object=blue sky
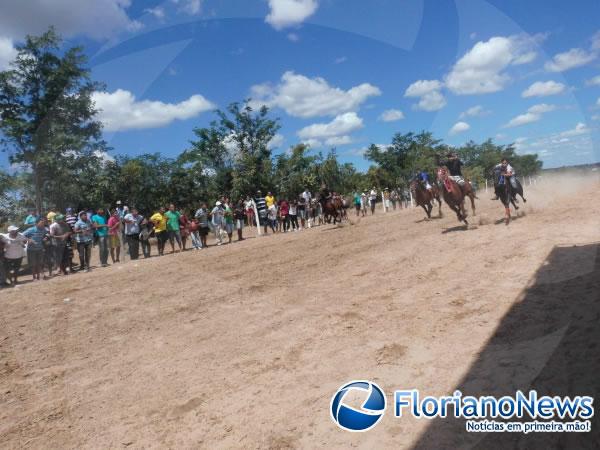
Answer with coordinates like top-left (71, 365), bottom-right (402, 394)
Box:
top-left (1, 0), bottom-right (599, 169)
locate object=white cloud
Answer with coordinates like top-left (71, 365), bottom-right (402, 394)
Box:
top-left (586, 75), bottom-right (600, 86)
top-left (522, 80), bottom-right (566, 97)
top-left (379, 109), bottom-right (404, 122)
top-left (144, 7), bottom-right (165, 19)
top-left (527, 103), bottom-right (556, 114)
top-left (0, 0), bottom-right (140, 41)
top-left (287, 32), bottom-right (300, 42)
top-left (297, 112), bottom-right (363, 140)
top-left (449, 121), bottom-right (470, 135)
top-left (268, 133), bottom-right (285, 149)
top-left (325, 135), bottom-right (353, 146)
top-left (505, 112), bottom-right (540, 128)
top-left (250, 71), bottom-right (380, 118)
top-left (459, 105), bottom-right (490, 118)
top-left (334, 56), bottom-right (347, 64)
top-left (592, 31), bottom-right (600, 51)
top-left (559, 123), bottom-right (589, 137)
top-left (265, 0), bottom-right (319, 30)
top-left (0, 37), bottom-right (18, 71)
top-left (504, 103), bottom-right (556, 128)
top-left (92, 89), bottom-right (214, 132)
top-left (404, 79), bottom-right (446, 111)
top-left (597, 97), bottom-right (600, 106)
top-left (545, 48), bottom-right (596, 72)
top-left (445, 35), bottom-right (540, 95)
top-left (591, 114), bottom-right (600, 121)
top-left (171, 0), bottom-right (202, 15)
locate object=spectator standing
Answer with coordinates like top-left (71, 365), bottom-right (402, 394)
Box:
top-left (211, 201), bottom-right (225, 245)
top-left (189, 217), bottom-right (201, 250)
top-left (165, 204), bottom-right (182, 253)
top-left (92, 208), bottom-right (110, 267)
top-left (224, 203), bottom-right (234, 244)
top-left (353, 192), bottom-right (361, 217)
top-left (139, 218), bottom-right (153, 258)
top-left (297, 195), bottom-right (307, 230)
top-left (279, 198), bottom-right (289, 232)
top-left (23, 218), bottom-right (49, 279)
top-left (179, 211), bottom-right (190, 251)
top-left (107, 209), bottom-right (122, 263)
top-left (195, 203), bottom-right (210, 249)
top-left (288, 200), bottom-right (299, 231)
top-left (124, 208), bottom-right (143, 260)
top-left (49, 215), bottom-right (72, 275)
top-left (244, 196), bottom-right (255, 227)
top-left (150, 207), bottom-right (168, 256)
top-left (23, 209), bottom-right (38, 229)
top-left (234, 200), bottom-right (245, 241)
top-left (1, 225), bottom-right (27, 285)
top-left (265, 191), bottom-right (276, 208)
top-left (254, 191), bottom-right (268, 235)
top-left (73, 212), bottom-right (94, 272)
top-left (369, 187), bottom-right (378, 215)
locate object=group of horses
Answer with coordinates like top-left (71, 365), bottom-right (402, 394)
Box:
top-left (410, 166), bottom-right (526, 225)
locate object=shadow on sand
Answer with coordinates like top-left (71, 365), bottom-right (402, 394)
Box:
top-left (412, 242), bottom-right (600, 449)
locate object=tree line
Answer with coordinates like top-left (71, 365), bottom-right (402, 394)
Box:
top-left (0, 28), bottom-right (542, 224)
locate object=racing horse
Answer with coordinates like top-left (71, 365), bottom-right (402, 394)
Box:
top-left (437, 167), bottom-right (477, 225)
top-left (491, 167), bottom-right (527, 225)
top-left (410, 179), bottom-right (442, 219)
top-left (318, 194), bottom-right (345, 224)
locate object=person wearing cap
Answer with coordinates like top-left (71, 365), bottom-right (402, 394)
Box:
top-left (47, 209), bottom-right (57, 224)
top-left (23, 218), bottom-right (49, 280)
top-left (1, 225), bottom-right (27, 286)
top-left (211, 201), bottom-right (225, 245)
top-left (73, 211), bottom-right (94, 272)
top-left (49, 215), bottom-right (72, 275)
top-left (92, 208), bottom-right (110, 267)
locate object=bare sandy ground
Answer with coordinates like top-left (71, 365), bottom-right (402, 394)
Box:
top-left (1, 175), bottom-right (599, 449)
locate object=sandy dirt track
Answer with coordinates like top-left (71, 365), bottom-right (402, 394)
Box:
top-left (1, 176), bottom-right (599, 449)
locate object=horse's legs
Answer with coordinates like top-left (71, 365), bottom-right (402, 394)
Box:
top-left (421, 204), bottom-right (430, 218)
top-left (468, 193), bottom-right (476, 216)
top-left (511, 197), bottom-right (519, 210)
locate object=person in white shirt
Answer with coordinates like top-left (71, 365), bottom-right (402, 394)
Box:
top-left (369, 188), bottom-right (378, 215)
top-left (0, 225), bottom-right (27, 286)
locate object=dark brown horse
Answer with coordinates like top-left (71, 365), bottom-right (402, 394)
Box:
top-left (410, 179), bottom-right (442, 219)
top-left (318, 195), bottom-right (345, 224)
top-left (437, 167), bottom-right (477, 225)
top-left (492, 168), bottom-right (527, 225)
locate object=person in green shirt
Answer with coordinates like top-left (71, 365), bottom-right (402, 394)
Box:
top-left (353, 192), bottom-right (361, 217)
top-left (92, 208), bottom-right (110, 267)
top-left (165, 203), bottom-right (182, 253)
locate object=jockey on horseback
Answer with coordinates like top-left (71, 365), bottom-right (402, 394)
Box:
top-left (415, 170), bottom-right (432, 191)
top-left (441, 152), bottom-right (465, 186)
top-left (491, 158), bottom-right (518, 201)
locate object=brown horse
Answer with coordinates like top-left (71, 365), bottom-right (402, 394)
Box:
top-left (318, 195), bottom-right (345, 224)
top-left (437, 167), bottom-right (477, 225)
top-left (410, 179), bottom-right (442, 219)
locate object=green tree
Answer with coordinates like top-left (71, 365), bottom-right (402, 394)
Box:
top-left (0, 27), bottom-right (108, 213)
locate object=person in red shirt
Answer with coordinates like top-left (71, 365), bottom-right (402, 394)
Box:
top-left (279, 199), bottom-right (290, 232)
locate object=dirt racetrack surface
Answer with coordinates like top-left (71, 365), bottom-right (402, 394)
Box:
top-left (1, 175), bottom-right (599, 449)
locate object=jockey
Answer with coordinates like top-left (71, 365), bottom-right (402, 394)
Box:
top-left (441, 152), bottom-right (465, 185)
top-left (320, 183), bottom-right (331, 200)
top-left (415, 170), bottom-right (432, 191)
top-left (492, 158), bottom-right (518, 200)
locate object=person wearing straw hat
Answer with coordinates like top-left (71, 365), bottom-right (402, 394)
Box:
top-left (1, 225), bottom-right (27, 286)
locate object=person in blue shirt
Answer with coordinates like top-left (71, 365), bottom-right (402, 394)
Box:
top-left (23, 209), bottom-right (38, 229)
top-left (416, 170), bottom-right (433, 191)
top-left (74, 211), bottom-right (94, 272)
top-left (92, 208), bottom-right (110, 267)
top-left (23, 218), bottom-right (48, 280)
